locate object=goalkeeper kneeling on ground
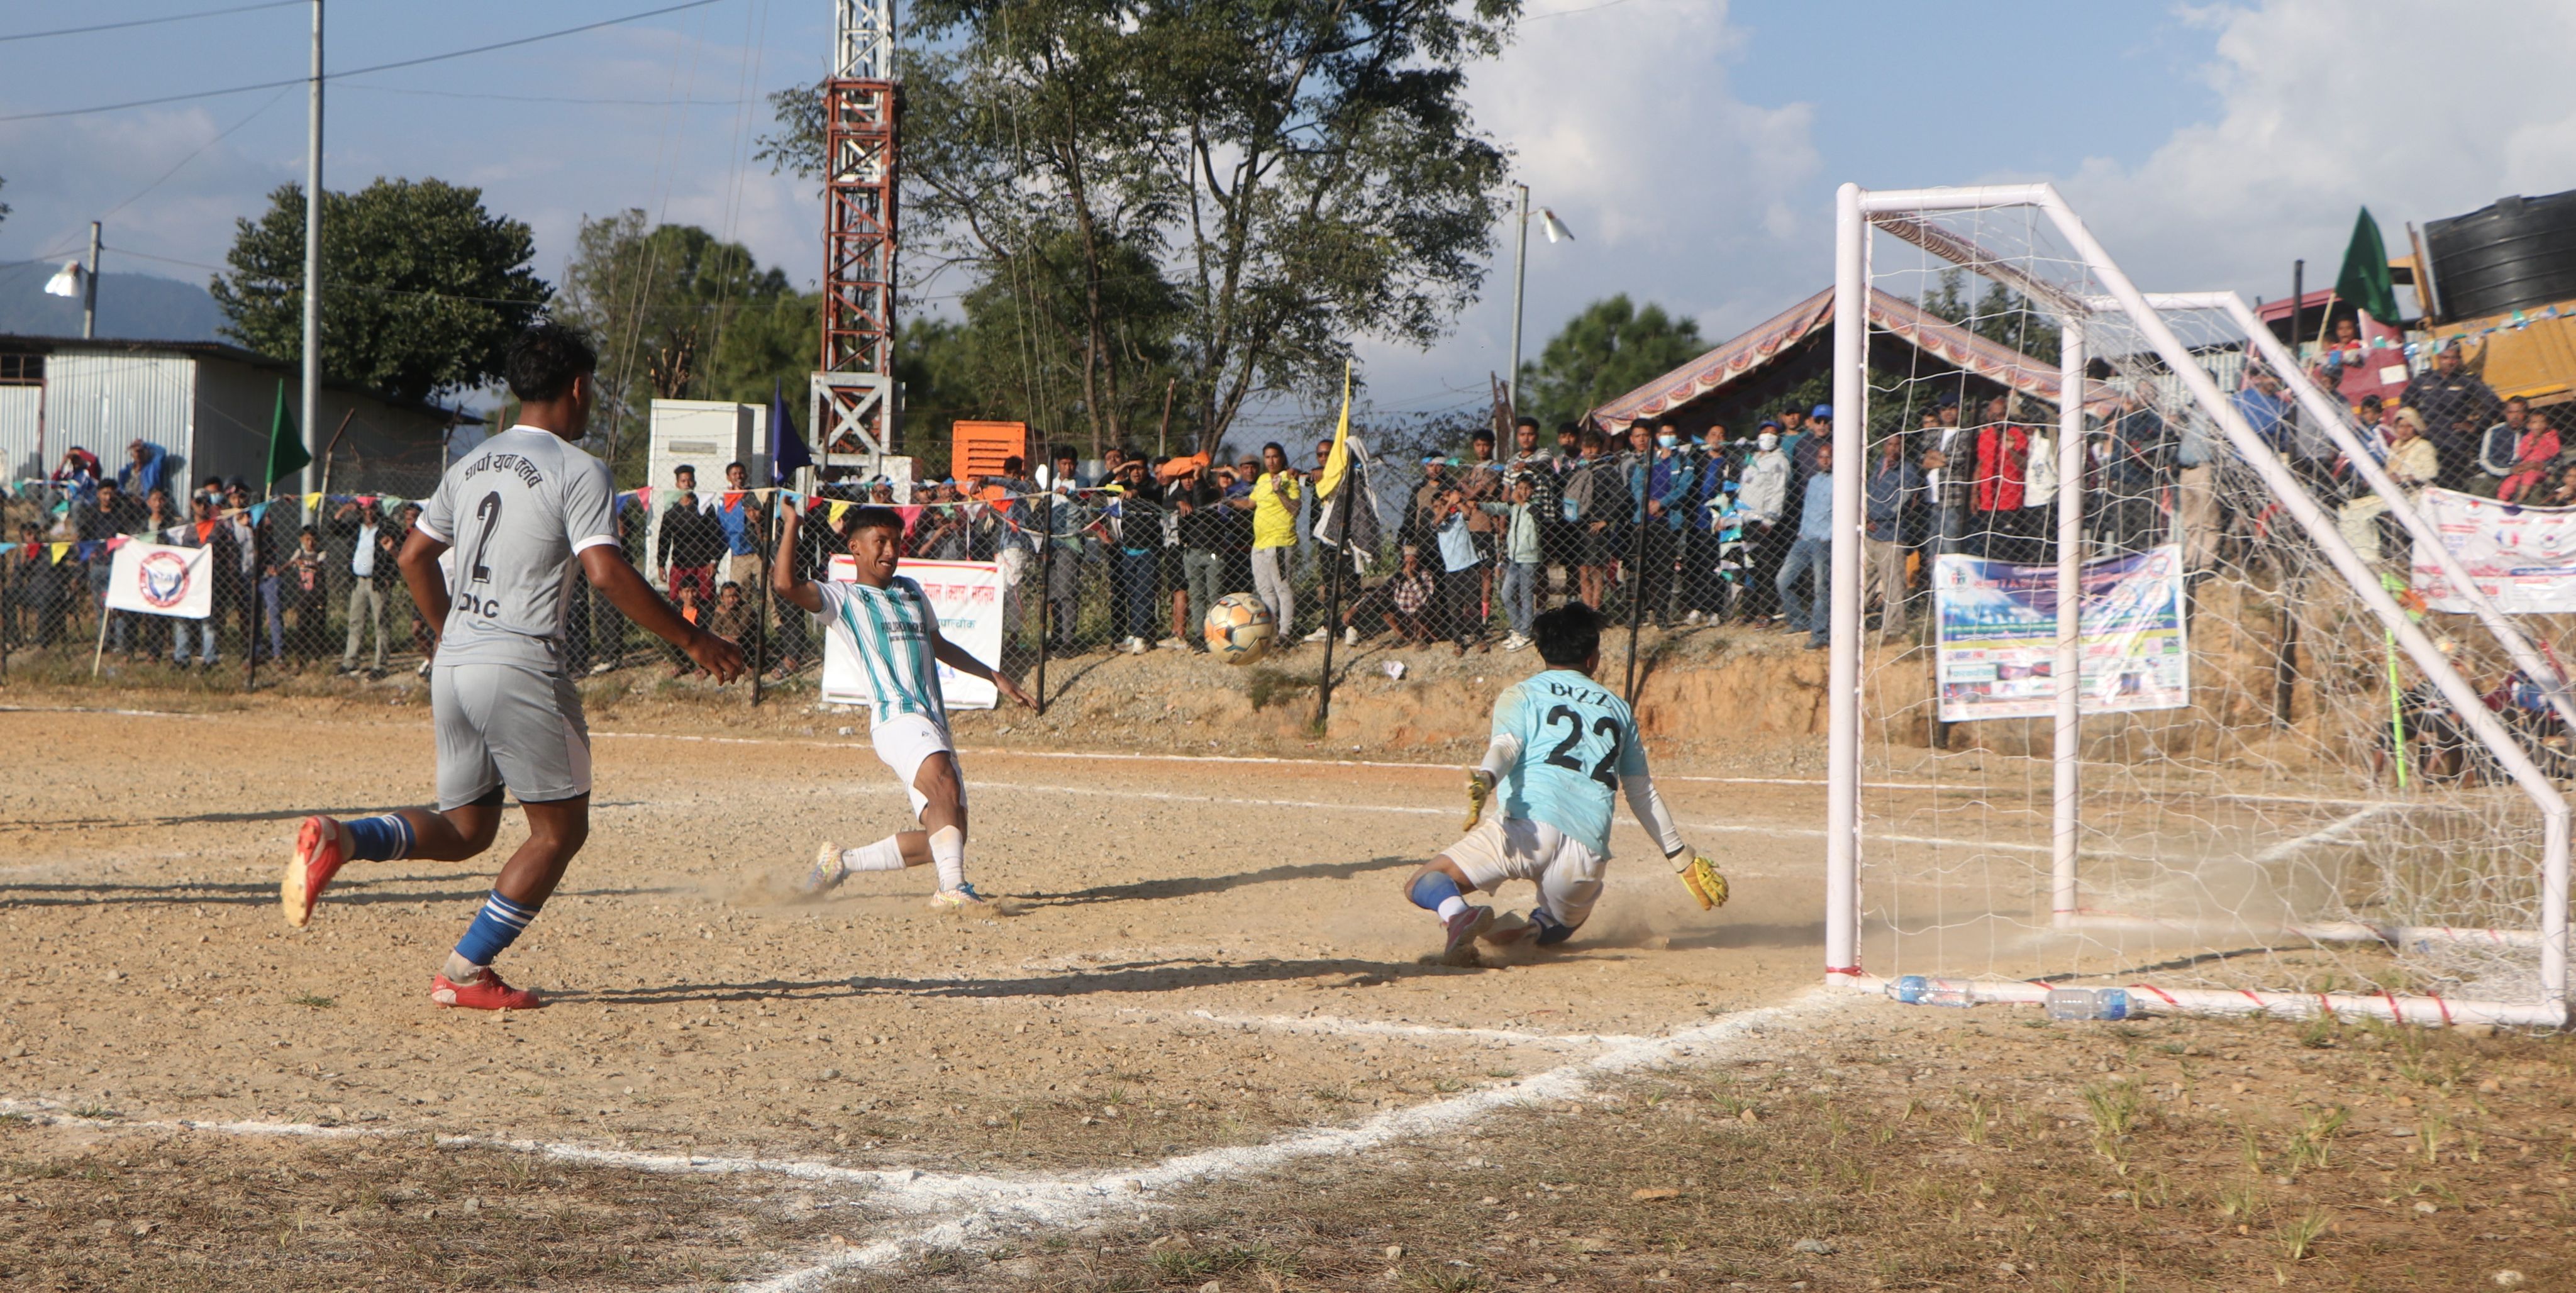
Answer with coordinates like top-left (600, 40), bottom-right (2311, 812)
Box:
top-left (1402, 601), bottom-right (1727, 960)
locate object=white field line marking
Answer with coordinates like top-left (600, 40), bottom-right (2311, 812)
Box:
top-left (959, 779), bottom-right (2055, 857)
top-left (2246, 801), bottom-right (2402, 865)
top-left (739, 989), bottom-right (1853, 1290)
top-left (597, 730), bottom-right (2406, 809)
top-left (0, 989), bottom-right (1852, 1286)
top-left (1160, 1008), bottom-right (1650, 1049)
top-left (0, 704), bottom-right (211, 718)
top-left (0, 1096), bottom-right (997, 1193)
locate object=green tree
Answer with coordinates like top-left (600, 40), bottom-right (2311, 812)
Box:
top-left (1515, 294), bottom-right (1705, 430)
top-left (1917, 269), bottom-right (2060, 366)
top-left (209, 177), bottom-right (549, 404)
top-left (557, 212), bottom-right (812, 482)
top-left (762, 0), bottom-right (1516, 454)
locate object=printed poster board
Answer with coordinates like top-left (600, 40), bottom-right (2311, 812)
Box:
top-left (819, 556), bottom-right (1002, 711)
top-left (1934, 544), bottom-right (2189, 722)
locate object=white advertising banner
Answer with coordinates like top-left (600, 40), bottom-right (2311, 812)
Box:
top-left (819, 556), bottom-right (1002, 711)
top-left (103, 540), bottom-right (213, 620)
top-left (2412, 487), bottom-right (2576, 614)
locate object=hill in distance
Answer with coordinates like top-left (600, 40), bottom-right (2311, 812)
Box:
top-left (0, 260), bottom-right (223, 343)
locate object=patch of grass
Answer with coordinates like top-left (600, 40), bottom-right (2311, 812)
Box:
top-left (2082, 1079), bottom-right (2143, 1163)
top-left (1243, 665), bottom-right (1310, 711)
top-left (69, 1102), bottom-right (113, 1120)
top-left (1399, 1262), bottom-right (1486, 1293)
top-left (2276, 1207), bottom-right (2331, 1262)
top-left (289, 993), bottom-right (336, 1009)
top-left (2284, 1106), bottom-right (2348, 1175)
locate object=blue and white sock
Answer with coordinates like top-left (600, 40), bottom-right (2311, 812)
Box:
top-left (453, 891), bottom-right (541, 968)
top-left (343, 814), bottom-right (413, 862)
top-left (1407, 870), bottom-right (1468, 923)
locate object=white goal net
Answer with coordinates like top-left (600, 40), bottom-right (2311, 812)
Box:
top-left (1823, 184), bottom-right (2571, 1026)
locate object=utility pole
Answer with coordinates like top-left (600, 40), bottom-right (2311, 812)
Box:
top-left (81, 222), bottom-right (100, 339)
top-left (1507, 182), bottom-right (1530, 417)
top-left (301, 0), bottom-right (324, 516)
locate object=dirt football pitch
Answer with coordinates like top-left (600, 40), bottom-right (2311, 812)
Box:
top-left (1, 686), bottom-right (2571, 1290)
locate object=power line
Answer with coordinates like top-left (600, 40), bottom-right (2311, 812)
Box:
top-left (99, 89), bottom-right (292, 221)
top-left (338, 84), bottom-right (751, 108)
top-left (0, 0), bottom-right (731, 123)
top-left (0, 0), bottom-right (301, 44)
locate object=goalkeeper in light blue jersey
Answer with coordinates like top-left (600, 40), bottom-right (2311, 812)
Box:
top-left (1401, 602), bottom-right (1726, 960)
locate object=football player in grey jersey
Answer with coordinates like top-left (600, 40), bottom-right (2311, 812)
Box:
top-left (281, 323), bottom-right (746, 1010)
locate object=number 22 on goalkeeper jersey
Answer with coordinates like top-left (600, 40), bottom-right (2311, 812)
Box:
top-left (1491, 669), bottom-right (1648, 860)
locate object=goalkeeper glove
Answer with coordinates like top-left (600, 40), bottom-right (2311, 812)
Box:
top-left (1463, 770), bottom-right (1495, 832)
top-left (1675, 850), bottom-right (1728, 911)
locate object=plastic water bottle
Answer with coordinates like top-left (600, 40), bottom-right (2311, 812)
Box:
top-left (2045, 987), bottom-right (2133, 1021)
top-left (1887, 975), bottom-right (1974, 1007)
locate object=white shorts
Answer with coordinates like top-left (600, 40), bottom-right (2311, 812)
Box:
top-left (1440, 816), bottom-right (1606, 930)
top-left (872, 711), bottom-right (963, 820)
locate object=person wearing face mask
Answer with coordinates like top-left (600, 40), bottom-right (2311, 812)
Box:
top-left (1736, 423), bottom-right (1791, 623)
top-left (1637, 421), bottom-right (1695, 629)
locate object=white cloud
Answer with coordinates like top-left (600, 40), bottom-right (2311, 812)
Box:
top-left (1356, 0), bottom-right (1820, 414)
top-left (2065, 0), bottom-right (2576, 300)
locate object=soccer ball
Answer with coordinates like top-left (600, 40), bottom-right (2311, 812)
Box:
top-left (1204, 592), bottom-right (1277, 665)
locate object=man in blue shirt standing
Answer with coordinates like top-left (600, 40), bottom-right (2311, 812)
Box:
top-left (714, 460), bottom-right (767, 592)
top-left (1774, 440), bottom-right (1836, 650)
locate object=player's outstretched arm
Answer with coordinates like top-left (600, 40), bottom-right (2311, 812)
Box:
top-left (1622, 769), bottom-right (1728, 911)
top-left (396, 528), bottom-right (453, 640)
top-left (928, 622), bottom-right (1035, 708)
top-left (579, 545), bottom-right (746, 682)
top-left (771, 508), bottom-right (824, 614)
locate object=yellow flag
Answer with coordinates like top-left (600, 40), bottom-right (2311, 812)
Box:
top-left (828, 500), bottom-right (850, 526)
top-left (47, 542), bottom-right (70, 564)
top-left (304, 492), bottom-right (323, 511)
top-left (1315, 358), bottom-right (1353, 499)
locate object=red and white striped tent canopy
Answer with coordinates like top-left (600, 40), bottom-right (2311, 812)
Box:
top-left (1591, 285), bottom-right (2072, 431)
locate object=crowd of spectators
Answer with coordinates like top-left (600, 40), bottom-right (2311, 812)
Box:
top-left (7, 339), bottom-right (2557, 679)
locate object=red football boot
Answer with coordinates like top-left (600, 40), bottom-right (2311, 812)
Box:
top-left (430, 968), bottom-right (545, 1011)
top-left (282, 815), bottom-right (350, 928)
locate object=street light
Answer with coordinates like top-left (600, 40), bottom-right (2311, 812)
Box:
top-left (1506, 184), bottom-right (1574, 417)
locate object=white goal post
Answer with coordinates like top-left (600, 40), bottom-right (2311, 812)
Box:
top-left (1822, 182), bottom-right (2571, 1027)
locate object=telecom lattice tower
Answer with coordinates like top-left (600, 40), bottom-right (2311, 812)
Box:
top-left (813, 0), bottom-right (898, 460)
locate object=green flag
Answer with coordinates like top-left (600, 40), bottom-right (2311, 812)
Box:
top-left (264, 379), bottom-right (311, 486)
top-left (2334, 207), bottom-right (2401, 327)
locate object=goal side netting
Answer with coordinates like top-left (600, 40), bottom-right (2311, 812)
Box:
top-left (1821, 182), bottom-right (2571, 1027)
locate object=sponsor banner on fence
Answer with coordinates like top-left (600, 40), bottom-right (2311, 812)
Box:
top-left (1933, 544), bottom-right (2189, 722)
top-left (102, 540), bottom-right (213, 620)
top-left (820, 557), bottom-right (1002, 711)
top-left (2411, 487), bottom-right (2576, 614)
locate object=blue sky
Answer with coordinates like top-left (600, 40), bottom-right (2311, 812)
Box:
top-left (4, 1), bottom-right (2571, 432)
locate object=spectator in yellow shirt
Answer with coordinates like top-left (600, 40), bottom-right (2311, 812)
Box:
top-left (1230, 441), bottom-right (1305, 644)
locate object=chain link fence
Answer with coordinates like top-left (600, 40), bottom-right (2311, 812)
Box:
top-left (0, 430), bottom-right (1803, 708)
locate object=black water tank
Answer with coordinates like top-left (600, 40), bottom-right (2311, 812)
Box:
top-left (2425, 189), bottom-right (2576, 320)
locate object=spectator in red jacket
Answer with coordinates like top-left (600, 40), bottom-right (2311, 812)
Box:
top-left (2497, 406), bottom-right (2562, 504)
top-left (1968, 394), bottom-right (2031, 562)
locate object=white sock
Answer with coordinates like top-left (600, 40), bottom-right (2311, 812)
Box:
top-left (929, 825), bottom-right (966, 892)
top-left (841, 835), bottom-right (907, 872)
top-left (1435, 895), bottom-right (1468, 922)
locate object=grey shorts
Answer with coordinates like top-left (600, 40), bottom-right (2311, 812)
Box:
top-left (433, 662), bottom-right (592, 810)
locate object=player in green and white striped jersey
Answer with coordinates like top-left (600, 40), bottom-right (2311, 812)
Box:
top-left (775, 503), bottom-right (1033, 908)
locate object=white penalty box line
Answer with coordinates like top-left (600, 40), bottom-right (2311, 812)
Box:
top-left (0, 992), bottom-right (1859, 1289)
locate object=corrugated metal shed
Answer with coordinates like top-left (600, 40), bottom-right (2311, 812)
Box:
top-left (0, 335), bottom-right (473, 497)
